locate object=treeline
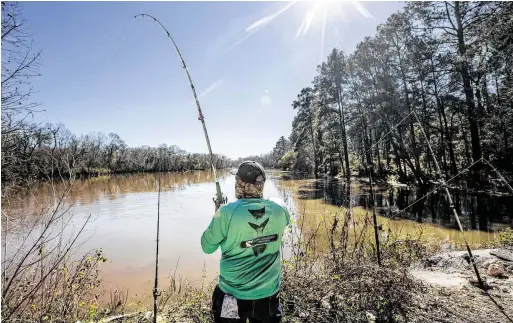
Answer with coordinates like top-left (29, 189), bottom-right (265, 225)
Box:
top-left (234, 136), bottom-right (292, 170)
top-left (273, 1), bottom-right (513, 185)
top-left (1, 120), bottom-right (232, 190)
top-left (1, 4), bottom-right (231, 194)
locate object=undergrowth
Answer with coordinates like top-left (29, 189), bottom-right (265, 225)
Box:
top-left (3, 178), bottom-right (511, 323)
top-left (115, 209), bottom-right (435, 323)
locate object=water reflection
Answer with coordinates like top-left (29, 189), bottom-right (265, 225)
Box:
top-left (13, 170), bottom-right (232, 209)
top-left (295, 179), bottom-right (513, 232)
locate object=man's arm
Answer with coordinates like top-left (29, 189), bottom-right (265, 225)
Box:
top-left (200, 206), bottom-right (229, 254)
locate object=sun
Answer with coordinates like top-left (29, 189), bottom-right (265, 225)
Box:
top-left (237, 1), bottom-right (373, 59)
top-left (292, 1), bottom-right (373, 62)
top-left (296, 1), bottom-right (335, 36)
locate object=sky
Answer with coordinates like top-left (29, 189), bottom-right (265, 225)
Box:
top-left (21, 1), bottom-right (405, 159)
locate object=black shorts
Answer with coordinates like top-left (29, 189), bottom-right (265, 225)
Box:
top-left (211, 285), bottom-right (282, 323)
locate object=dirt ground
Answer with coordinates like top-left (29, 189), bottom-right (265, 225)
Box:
top-left (409, 248), bottom-right (513, 323)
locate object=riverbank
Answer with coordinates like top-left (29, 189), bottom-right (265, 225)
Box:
top-left (94, 189), bottom-right (513, 322)
top-left (97, 247), bottom-right (513, 323)
top-left (3, 171), bottom-right (512, 322)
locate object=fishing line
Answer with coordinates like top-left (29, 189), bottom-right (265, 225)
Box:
top-left (482, 158), bottom-right (513, 194)
top-left (153, 160), bottom-right (162, 323)
top-left (106, 18), bottom-right (136, 66)
top-left (412, 111), bottom-right (485, 289)
top-left (389, 157), bottom-right (484, 219)
top-left (363, 110), bottom-right (415, 157)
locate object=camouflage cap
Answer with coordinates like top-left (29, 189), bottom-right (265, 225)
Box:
top-left (231, 161), bottom-right (266, 184)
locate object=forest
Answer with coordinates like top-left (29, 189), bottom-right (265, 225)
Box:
top-left (254, 1), bottom-right (513, 188)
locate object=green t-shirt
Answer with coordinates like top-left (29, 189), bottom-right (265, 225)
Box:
top-left (201, 197), bottom-right (291, 300)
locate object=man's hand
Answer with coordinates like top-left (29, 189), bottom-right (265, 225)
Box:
top-left (212, 196), bottom-right (228, 212)
top-left (212, 197), bottom-right (222, 212)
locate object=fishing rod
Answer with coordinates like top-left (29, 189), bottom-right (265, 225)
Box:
top-left (134, 14), bottom-right (227, 322)
top-left (134, 13), bottom-right (226, 209)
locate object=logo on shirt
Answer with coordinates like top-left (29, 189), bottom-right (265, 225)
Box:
top-left (248, 207), bottom-right (266, 219)
top-left (240, 234), bottom-right (278, 248)
top-left (248, 218), bottom-right (269, 234)
top-left (240, 234), bottom-right (278, 257)
top-left (252, 245), bottom-right (266, 256)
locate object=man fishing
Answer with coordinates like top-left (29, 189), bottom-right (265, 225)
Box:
top-left (201, 161), bottom-right (291, 323)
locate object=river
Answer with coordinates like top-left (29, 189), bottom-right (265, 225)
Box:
top-left (4, 170), bottom-right (512, 303)
top-left (4, 170), bottom-right (294, 303)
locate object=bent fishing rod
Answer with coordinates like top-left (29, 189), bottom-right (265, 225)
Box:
top-left (134, 14), bottom-right (227, 323)
top-left (134, 13), bottom-right (226, 208)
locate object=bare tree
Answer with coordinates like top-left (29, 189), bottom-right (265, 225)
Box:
top-left (1, 1), bottom-right (43, 193)
top-left (1, 1), bottom-right (42, 131)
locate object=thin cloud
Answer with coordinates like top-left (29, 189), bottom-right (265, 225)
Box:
top-left (246, 16), bottom-right (274, 33)
top-left (296, 4), bottom-right (319, 39)
top-left (230, 1), bottom-right (297, 50)
top-left (197, 79), bottom-right (224, 99)
top-left (227, 32), bottom-right (253, 51)
top-left (352, 1), bottom-right (374, 19)
top-left (246, 1), bottom-right (296, 33)
top-left (188, 79), bottom-right (224, 105)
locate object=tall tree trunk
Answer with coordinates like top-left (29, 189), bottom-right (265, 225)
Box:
top-left (395, 43), bottom-right (423, 182)
top-left (336, 86), bottom-right (351, 181)
top-left (394, 152), bottom-right (406, 183)
top-left (376, 140), bottom-right (382, 175)
top-left (454, 1), bottom-right (482, 168)
top-left (494, 73), bottom-right (502, 107)
top-left (437, 108), bottom-right (449, 175)
top-left (309, 118), bottom-right (318, 179)
top-left (355, 94), bottom-right (372, 171)
top-left (386, 139), bottom-right (391, 170)
top-left (475, 86), bottom-right (489, 161)
top-left (339, 152), bottom-right (346, 178)
top-left (317, 129), bottom-right (324, 177)
top-left (444, 108), bottom-right (458, 177)
top-left (419, 78), bottom-right (432, 173)
top-left (430, 57), bottom-right (458, 177)
top-left (482, 77), bottom-right (492, 114)
top-left (460, 116), bottom-right (472, 166)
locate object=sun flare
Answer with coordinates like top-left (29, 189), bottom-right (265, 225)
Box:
top-left (236, 1), bottom-right (373, 54)
top-left (293, 1), bottom-right (374, 62)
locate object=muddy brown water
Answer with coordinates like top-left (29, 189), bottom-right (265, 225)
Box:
top-left (4, 170), bottom-right (293, 302)
top-left (4, 170), bottom-right (512, 303)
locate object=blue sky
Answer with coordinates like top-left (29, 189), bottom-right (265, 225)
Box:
top-left (23, 1), bottom-right (404, 159)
